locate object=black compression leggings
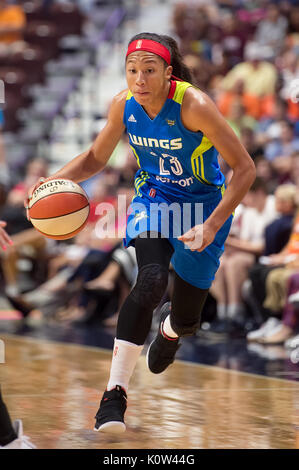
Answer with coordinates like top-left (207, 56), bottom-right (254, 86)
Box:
top-left (116, 233), bottom-right (209, 345)
top-left (0, 387), bottom-right (17, 446)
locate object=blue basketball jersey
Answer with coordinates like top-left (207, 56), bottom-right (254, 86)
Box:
top-left (123, 80), bottom-right (226, 202)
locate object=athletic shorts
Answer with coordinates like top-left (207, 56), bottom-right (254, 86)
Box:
top-left (124, 184), bottom-right (233, 289)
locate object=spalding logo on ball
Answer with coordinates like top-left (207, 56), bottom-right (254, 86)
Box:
top-left (28, 179), bottom-right (90, 240)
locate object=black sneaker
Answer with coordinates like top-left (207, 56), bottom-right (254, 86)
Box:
top-left (146, 302), bottom-right (181, 374)
top-left (94, 385), bottom-right (127, 433)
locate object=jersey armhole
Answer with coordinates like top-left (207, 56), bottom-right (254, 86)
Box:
top-left (176, 85), bottom-right (204, 136)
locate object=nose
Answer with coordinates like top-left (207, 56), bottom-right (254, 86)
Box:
top-left (135, 71), bottom-right (145, 86)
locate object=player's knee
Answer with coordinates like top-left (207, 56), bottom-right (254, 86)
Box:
top-left (131, 264), bottom-right (168, 308)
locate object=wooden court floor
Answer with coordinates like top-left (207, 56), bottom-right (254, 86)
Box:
top-left (0, 334), bottom-right (298, 449)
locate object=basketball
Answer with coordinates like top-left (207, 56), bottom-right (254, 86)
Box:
top-left (28, 178), bottom-right (90, 240)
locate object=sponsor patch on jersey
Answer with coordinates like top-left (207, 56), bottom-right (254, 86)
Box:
top-left (149, 188), bottom-right (156, 198)
top-left (166, 119), bottom-right (175, 126)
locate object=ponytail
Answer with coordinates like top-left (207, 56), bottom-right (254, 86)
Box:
top-left (128, 32), bottom-right (194, 84)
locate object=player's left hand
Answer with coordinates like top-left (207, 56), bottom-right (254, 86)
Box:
top-left (178, 223), bottom-right (216, 252)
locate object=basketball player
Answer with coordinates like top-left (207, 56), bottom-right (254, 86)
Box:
top-left (0, 221), bottom-right (35, 448)
top-left (25, 33), bottom-right (256, 434)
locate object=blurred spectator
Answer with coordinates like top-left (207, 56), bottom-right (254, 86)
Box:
top-left (254, 4), bottom-right (288, 59)
top-left (263, 184), bottom-right (298, 256)
top-left (221, 41), bottom-right (278, 97)
top-left (290, 153), bottom-right (299, 186)
top-left (183, 52), bottom-right (215, 91)
top-left (226, 100), bottom-right (257, 137)
top-left (247, 264), bottom-right (299, 345)
top-left (218, 41), bottom-right (278, 120)
top-left (278, 50), bottom-right (299, 121)
top-left (247, 184), bottom-right (298, 322)
top-left (264, 120), bottom-right (299, 161)
top-left (6, 180), bottom-right (135, 325)
top-left (216, 80), bottom-right (265, 121)
top-left (0, 128), bottom-right (10, 189)
top-left (286, 4), bottom-right (299, 43)
top-left (0, 157), bottom-right (48, 295)
top-left (240, 128), bottom-right (264, 161)
top-left (0, 0), bottom-right (26, 56)
top-left (210, 177), bottom-right (277, 327)
top-left (219, 11), bottom-right (249, 67)
top-left (255, 97), bottom-right (289, 146)
top-left (255, 156), bottom-right (279, 194)
top-left (0, 157), bottom-right (48, 236)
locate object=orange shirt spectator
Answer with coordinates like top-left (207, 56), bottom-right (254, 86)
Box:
top-left (0, 1), bottom-right (26, 44)
top-left (286, 212), bottom-right (299, 255)
top-left (217, 91), bottom-right (275, 121)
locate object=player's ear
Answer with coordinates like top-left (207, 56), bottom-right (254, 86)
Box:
top-left (165, 65), bottom-right (173, 80)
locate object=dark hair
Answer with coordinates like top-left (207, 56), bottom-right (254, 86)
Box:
top-left (249, 176), bottom-right (269, 194)
top-left (128, 32), bottom-right (193, 83)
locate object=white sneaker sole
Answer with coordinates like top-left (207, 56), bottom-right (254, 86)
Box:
top-left (146, 340), bottom-right (154, 372)
top-left (94, 421), bottom-right (126, 434)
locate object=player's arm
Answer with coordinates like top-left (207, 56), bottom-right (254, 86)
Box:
top-left (48, 90), bottom-right (127, 183)
top-left (179, 88), bottom-right (256, 250)
top-left (25, 90), bottom-right (127, 212)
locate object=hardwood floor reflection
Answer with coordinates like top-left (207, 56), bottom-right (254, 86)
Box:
top-left (1, 334), bottom-right (298, 449)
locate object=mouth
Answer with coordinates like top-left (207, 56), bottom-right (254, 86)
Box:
top-left (134, 91), bottom-right (150, 96)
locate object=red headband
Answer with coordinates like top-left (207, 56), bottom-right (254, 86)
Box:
top-left (126, 39), bottom-right (171, 65)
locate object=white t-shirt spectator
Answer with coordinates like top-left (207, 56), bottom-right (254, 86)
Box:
top-left (240, 195), bottom-right (277, 244)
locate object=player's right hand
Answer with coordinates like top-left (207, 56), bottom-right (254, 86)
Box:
top-left (24, 177), bottom-right (54, 220)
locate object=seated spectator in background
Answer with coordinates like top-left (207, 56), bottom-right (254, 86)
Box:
top-left (278, 50), bottom-right (299, 121)
top-left (218, 11), bottom-right (248, 68)
top-left (264, 184), bottom-right (298, 256)
top-left (210, 177), bottom-right (277, 326)
top-left (173, 3), bottom-right (217, 60)
top-left (6, 158), bottom-right (49, 209)
top-left (0, 128), bottom-right (10, 190)
top-left (183, 52), bottom-right (215, 92)
top-left (0, 158), bottom-right (49, 296)
top-left (290, 153), bottom-right (299, 186)
top-left (1, 157), bottom-right (49, 234)
top-left (0, 0), bottom-right (26, 56)
top-left (225, 100), bottom-right (257, 138)
top-left (248, 184), bottom-right (298, 321)
top-left (286, 4), bottom-right (299, 42)
top-left (240, 128), bottom-right (264, 162)
top-left (254, 156), bottom-right (278, 194)
top-left (264, 120), bottom-right (299, 162)
top-left (217, 78), bottom-right (276, 123)
top-left (7, 182), bottom-right (135, 325)
top-left (248, 262), bottom-right (299, 345)
top-left (255, 97), bottom-right (290, 147)
top-left (220, 41), bottom-right (277, 119)
top-left (83, 244), bottom-right (137, 327)
top-left (264, 151), bottom-right (298, 186)
top-left (247, 271), bottom-right (299, 345)
top-left (254, 4), bottom-right (288, 59)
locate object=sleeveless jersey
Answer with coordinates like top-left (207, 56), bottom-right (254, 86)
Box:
top-left (123, 80), bottom-right (226, 202)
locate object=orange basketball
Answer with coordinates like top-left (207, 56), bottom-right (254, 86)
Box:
top-left (28, 179), bottom-right (90, 240)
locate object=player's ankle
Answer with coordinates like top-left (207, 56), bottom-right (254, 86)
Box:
top-left (162, 315), bottom-right (178, 339)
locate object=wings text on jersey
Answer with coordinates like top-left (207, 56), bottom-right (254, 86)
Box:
top-left (128, 133), bottom-right (183, 150)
